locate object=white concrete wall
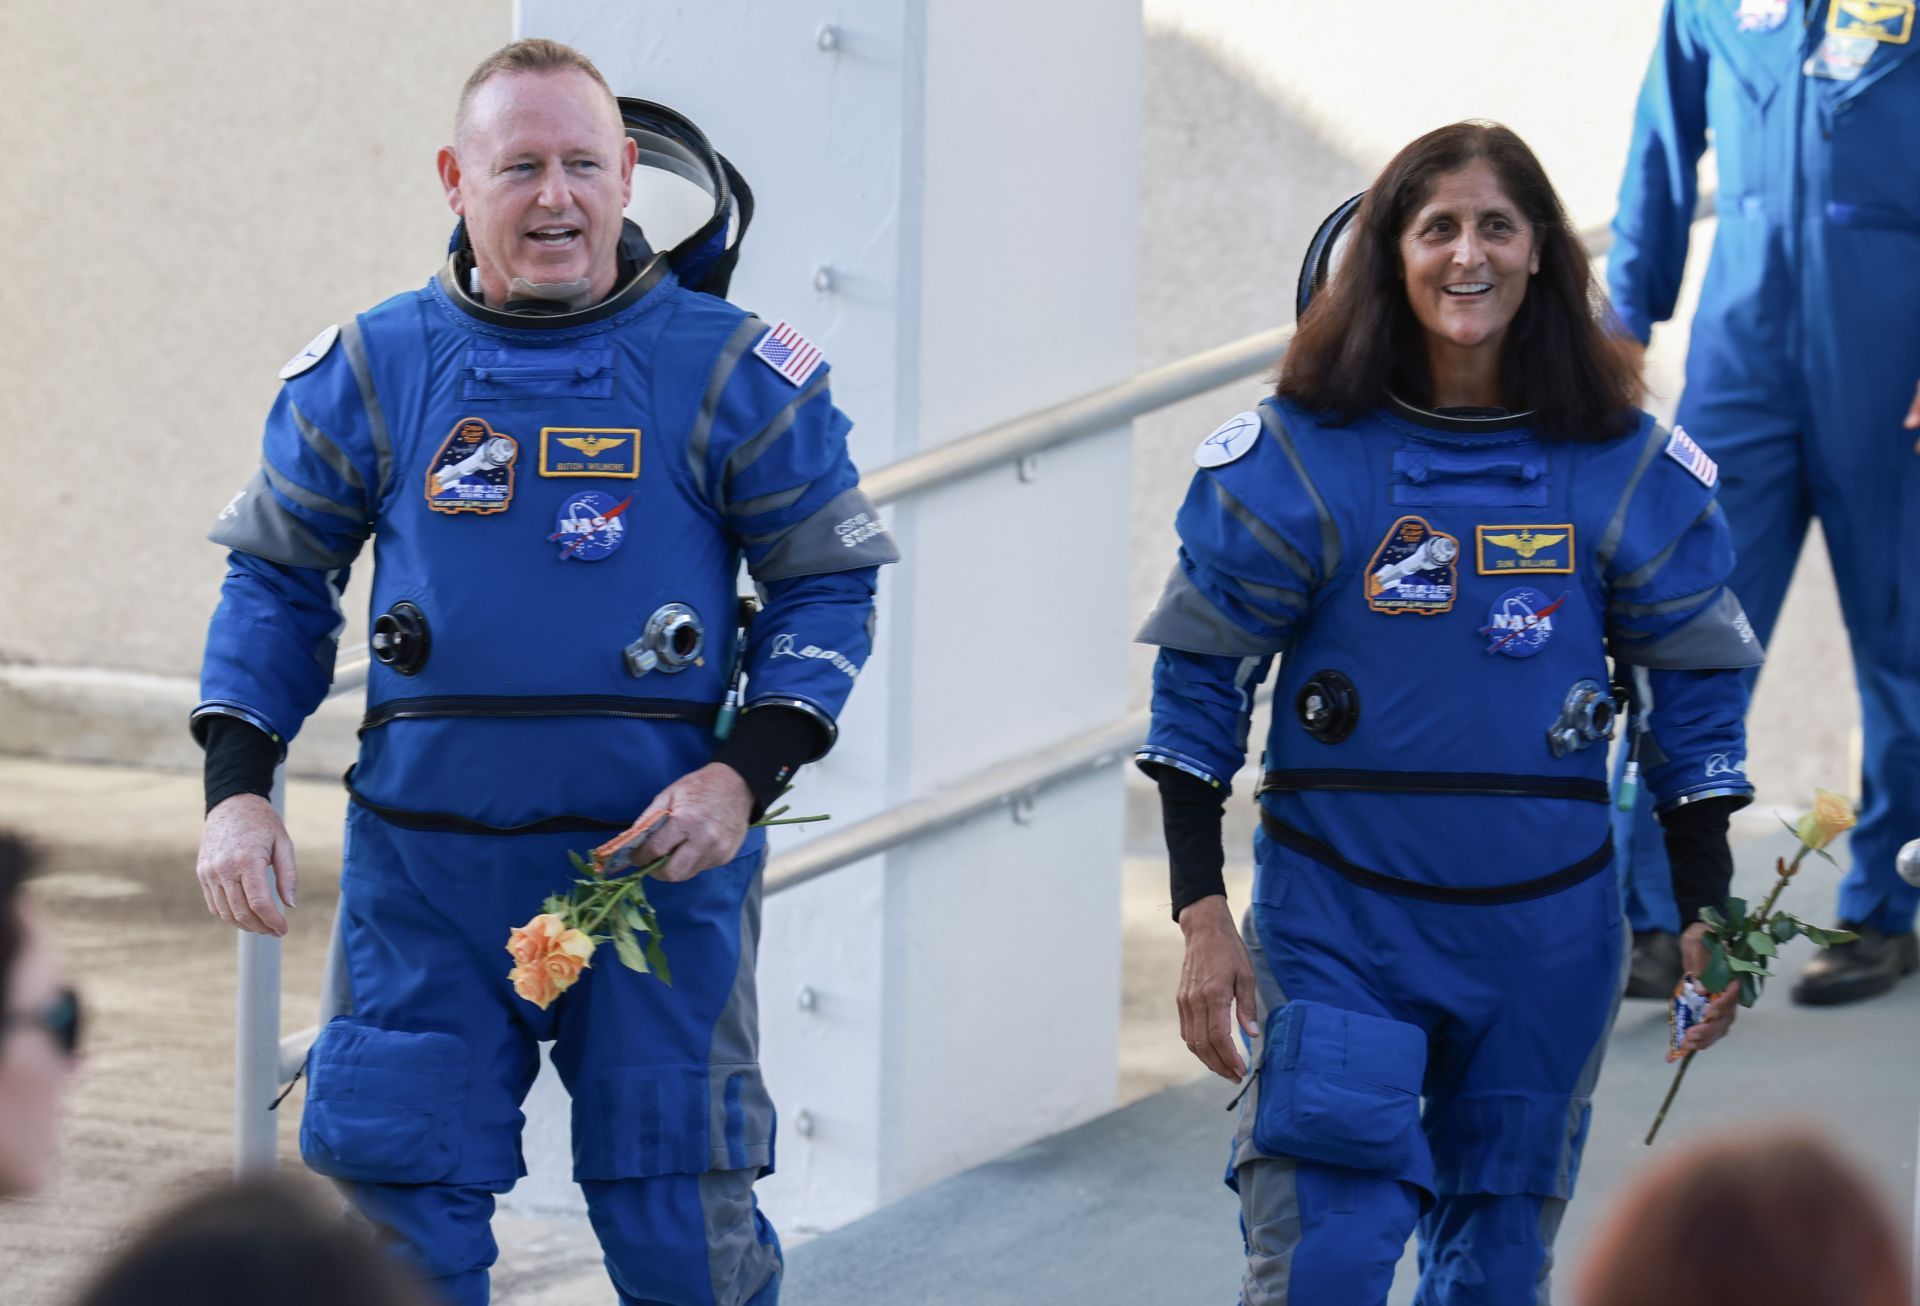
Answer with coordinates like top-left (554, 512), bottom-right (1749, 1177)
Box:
top-left (511, 0), bottom-right (1137, 1231)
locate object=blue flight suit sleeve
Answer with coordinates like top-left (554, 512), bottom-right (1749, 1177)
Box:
top-left (1135, 426), bottom-right (1331, 791)
top-left (1604, 432), bottom-right (1763, 814)
top-left (690, 321), bottom-right (899, 757)
top-left (195, 330), bottom-right (385, 748)
top-left (1608, 0), bottom-right (1712, 343)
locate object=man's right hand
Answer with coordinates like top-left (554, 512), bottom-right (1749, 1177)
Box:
top-left (1175, 895), bottom-right (1260, 1083)
top-left (197, 794), bottom-right (298, 936)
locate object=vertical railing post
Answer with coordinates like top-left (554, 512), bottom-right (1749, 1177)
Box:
top-left (233, 764), bottom-right (286, 1175)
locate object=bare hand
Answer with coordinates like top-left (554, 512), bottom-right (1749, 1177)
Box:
top-left (1678, 922), bottom-right (1739, 1054)
top-left (633, 763), bottom-right (754, 883)
top-left (1176, 896), bottom-right (1261, 1082)
top-left (1904, 378), bottom-right (1920, 451)
top-left (197, 793), bottom-right (297, 935)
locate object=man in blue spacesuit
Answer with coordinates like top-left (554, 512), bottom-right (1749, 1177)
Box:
top-left (1609, 0), bottom-right (1920, 1003)
top-left (191, 40), bottom-right (895, 1306)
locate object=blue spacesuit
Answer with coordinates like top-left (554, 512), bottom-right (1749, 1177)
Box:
top-left (195, 205), bottom-right (896, 1301)
top-left (1138, 395), bottom-right (1757, 1302)
top-left (1610, 0), bottom-right (1920, 953)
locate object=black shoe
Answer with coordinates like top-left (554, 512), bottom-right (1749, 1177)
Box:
top-left (1625, 930), bottom-right (1683, 999)
top-left (1790, 922), bottom-right (1920, 1006)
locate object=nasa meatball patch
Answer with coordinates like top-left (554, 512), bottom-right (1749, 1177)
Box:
top-left (549, 489), bottom-right (633, 561)
top-left (1481, 586), bottom-right (1564, 658)
top-left (1365, 515), bottom-right (1459, 615)
top-left (1194, 411), bottom-right (1262, 468)
top-left (425, 417), bottom-right (518, 515)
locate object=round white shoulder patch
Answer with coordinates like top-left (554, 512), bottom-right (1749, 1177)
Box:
top-left (279, 324), bottom-right (340, 380)
top-left (1194, 410), bottom-right (1263, 468)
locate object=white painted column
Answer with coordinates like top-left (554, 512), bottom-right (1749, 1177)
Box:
top-left (510, 0), bottom-right (1140, 1232)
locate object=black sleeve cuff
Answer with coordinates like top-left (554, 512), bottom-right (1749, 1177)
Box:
top-left (1660, 794), bottom-right (1743, 931)
top-left (710, 706), bottom-right (829, 819)
top-left (1150, 764), bottom-right (1229, 923)
top-left (200, 714), bottom-right (281, 814)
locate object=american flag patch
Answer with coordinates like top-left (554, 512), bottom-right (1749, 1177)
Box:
top-left (751, 321), bottom-right (824, 388)
top-left (1664, 425), bottom-right (1718, 488)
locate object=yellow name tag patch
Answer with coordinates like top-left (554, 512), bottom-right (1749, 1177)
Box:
top-left (1476, 524), bottom-right (1575, 575)
top-left (539, 428), bottom-right (640, 478)
top-left (1829, 0), bottom-right (1913, 42)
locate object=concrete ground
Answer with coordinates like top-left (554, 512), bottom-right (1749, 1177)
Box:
top-left (0, 756), bottom-right (1912, 1304)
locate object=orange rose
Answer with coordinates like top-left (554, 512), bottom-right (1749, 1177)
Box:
top-left (1795, 788), bottom-right (1858, 853)
top-left (505, 913), bottom-right (596, 1009)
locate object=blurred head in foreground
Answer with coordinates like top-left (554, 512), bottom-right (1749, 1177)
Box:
top-left (74, 1175), bottom-right (429, 1306)
top-left (1577, 1128), bottom-right (1909, 1306)
top-left (0, 833), bottom-right (77, 1198)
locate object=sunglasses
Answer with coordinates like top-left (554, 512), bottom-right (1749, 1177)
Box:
top-left (2, 986), bottom-right (82, 1058)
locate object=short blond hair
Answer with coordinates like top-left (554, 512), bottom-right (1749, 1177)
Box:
top-left (455, 38), bottom-right (620, 141)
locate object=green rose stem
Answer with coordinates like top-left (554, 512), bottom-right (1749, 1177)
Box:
top-left (577, 810), bottom-right (830, 939)
top-left (1644, 847), bottom-right (1813, 1146)
top-left (1646, 1051), bottom-right (1696, 1146)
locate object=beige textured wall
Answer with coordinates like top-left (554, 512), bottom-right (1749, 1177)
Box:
top-left (0, 1), bottom-right (511, 676)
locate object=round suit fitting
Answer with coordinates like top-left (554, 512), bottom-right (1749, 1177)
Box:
top-left (1296, 670), bottom-right (1360, 744)
top-left (370, 601), bottom-right (431, 676)
top-left (625, 602), bottom-right (706, 677)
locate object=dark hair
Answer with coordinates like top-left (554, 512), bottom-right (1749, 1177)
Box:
top-left (73, 1176), bottom-right (430, 1306)
top-left (1578, 1129), bottom-right (1910, 1306)
top-left (0, 833), bottom-right (39, 1021)
top-left (1279, 121), bottom-right (1642, 441)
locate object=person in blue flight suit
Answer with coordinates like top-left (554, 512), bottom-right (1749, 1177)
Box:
top-left (1139, 123), bottom-right (1755, 1304)
top-left (190, 40), bottom-right (896, 1306)
top-left (1609, 0), bottom-right (1920, 1003)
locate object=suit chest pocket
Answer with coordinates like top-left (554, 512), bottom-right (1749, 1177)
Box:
top-left (1391, 448), bottom-right (1548, 508)
top-left (463, 344), bottom-right (616, 400)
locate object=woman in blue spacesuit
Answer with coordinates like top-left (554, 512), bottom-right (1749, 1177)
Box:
top-left (1137, 122), bottom-right (1761, 1304)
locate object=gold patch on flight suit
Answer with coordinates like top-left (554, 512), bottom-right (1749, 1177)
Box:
top-left (539, 427), bottom-right (641, 478)
top-left (1475, 524), bottom-right (1576, 575)
top-left (1829, 0), bottom-right (1914, 42)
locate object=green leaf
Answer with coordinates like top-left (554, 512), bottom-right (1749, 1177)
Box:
top-left (1821, 927), bottom-right (1860, 946)
top-left (1745, 931), bottom-right (1777, 958)
top-left (1776, 814), bottom-right (1802, 841)
top-left (568, 849), bottom-right (595, 876)
top-left (1726, 956), bottom-right (1770, 976)
top-left (541, 894), bottom-right (570, 917)
top-left (612, 925), bottom-right (650, 974)
top-left (1737, 978), bottom-right (1760, 1008)
top-left (1770, 916), bottom-right (1799, 944)
top-left (1701, 947), bottom-right (1733, 994)
top-left (1812, 847), bottom-right (1838, 868)
top-left (1698, 905), bottom-right (1726, 931)
top-left (1723, 897), bottom-right (1748, 930)
top-left (644, 935), bottom-right (673, 986)
top-left (620, 900), bottom-right (651, 935)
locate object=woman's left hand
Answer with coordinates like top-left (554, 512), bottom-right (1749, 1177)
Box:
top-left (1678, 922), bottom-right (1740, 1053)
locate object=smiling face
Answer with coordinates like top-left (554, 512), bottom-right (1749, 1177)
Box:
top-left (437, 68), bottom-right (639, 307)
top-left (1398, 158), bottom-right (1540, 362)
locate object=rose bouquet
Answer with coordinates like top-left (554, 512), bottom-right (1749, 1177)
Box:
top-left (1644, 788), bottom-right (1859, 1144)
top-left (506, 799), bottom-right (826, 1010)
